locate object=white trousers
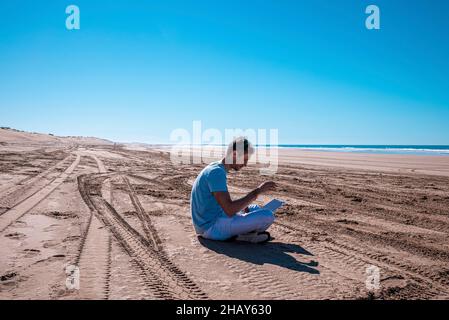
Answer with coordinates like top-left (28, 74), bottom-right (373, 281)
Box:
top-left (201, 205), bottom-right (275, 241)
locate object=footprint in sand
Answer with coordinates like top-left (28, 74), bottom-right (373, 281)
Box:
top-left (42, 211), bottom-right (78, 220)
top-left (11, 220), bottom-right (27, 228)
top-left (0, 272), bottom-right (18, 286)
top-left (62, 235), bottom-right (80, 242)
top-left (22, 248), bottom-right (41, 257)
top-left (4, 232), bottom-right (26, 240)
top-left (42, 240), bottom-right (60, 248)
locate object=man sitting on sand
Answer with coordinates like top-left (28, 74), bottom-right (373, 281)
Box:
top-left (190, 137), bottom-right (277, 244)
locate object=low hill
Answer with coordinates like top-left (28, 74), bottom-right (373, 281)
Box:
top-left (0, 127), bottom-right (114, 146)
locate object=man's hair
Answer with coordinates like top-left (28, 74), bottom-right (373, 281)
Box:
top-left (226, 137), bottom-right (254, 156)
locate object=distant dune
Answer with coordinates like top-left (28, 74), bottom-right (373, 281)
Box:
top-left (0, 127), bottom-right (114, 146)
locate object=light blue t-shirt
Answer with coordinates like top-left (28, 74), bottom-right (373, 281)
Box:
top-left (190, 161), bottom-right (228, 234)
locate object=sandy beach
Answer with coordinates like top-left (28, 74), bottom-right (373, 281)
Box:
top-left (1, 129), bottom-right (449, 300)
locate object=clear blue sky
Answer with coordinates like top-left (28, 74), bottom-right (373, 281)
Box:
top-left (1, 0), bottom-right (448, 144)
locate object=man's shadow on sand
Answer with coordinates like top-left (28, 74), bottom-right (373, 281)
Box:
top-left (198, 237), bottom-right (320, 274)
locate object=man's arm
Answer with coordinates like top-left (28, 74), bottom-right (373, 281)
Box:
top-left (213, 181), bottom-right (276, 217)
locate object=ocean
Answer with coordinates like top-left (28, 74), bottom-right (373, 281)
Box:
top-left (275, 145), bottom-right (449, 156)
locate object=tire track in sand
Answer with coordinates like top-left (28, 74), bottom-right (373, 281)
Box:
top-left (0, 153), bottom-right (81, 232)
top-left (273, 221), bottom-right (449, 298)
top-left (78, 173), bottom-right (208, 299)
top-left (74, 155), bottom-right (112, 299)
top-left (122, 176), bottom-right (162, 251)
top-left (222, 180), bottom-right (449, 298)
top-left (0, 154), bottom-right (74, 211)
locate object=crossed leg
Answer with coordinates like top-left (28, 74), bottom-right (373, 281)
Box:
top-left (202, 205), bottom-right (275, 241)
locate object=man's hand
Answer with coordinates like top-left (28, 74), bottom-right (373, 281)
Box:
top-left (256, 181), bottom-right (277, 195)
